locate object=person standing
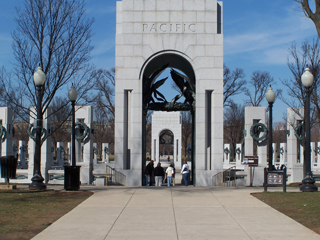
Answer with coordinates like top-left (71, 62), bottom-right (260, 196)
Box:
top-left (166, 163), bottom-right (174, 187)
top-left (172, 163), bottom-right (176, 186)
top-left (180, 160), bottom-right (189, 186)
top-left (145, 160), bottom-right (154, 186)
top-left (154, 162), bottom-right (165, 187)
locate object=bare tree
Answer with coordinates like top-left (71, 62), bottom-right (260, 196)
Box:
top-left (223, 65), bottom-right (246, 106)
top-left (0, 68), bottom-right (18, 109)
top-left (93, 109), bottom-right (114, 159)
top-left (50, 96), bottom-right (71, 144)
top-left (91, 68), bottom-right (116, 157)
top-left (272, 121), bottom-right (287, 160)
top-left (280, 39), bottom-right (320, 139)
top-left (145, 111), bottom-right (152, 157)
top-left (2, 0), bottom-right (96, 131)
top-left (181, 111), bottom-right (192, 159)
top-left (13, 122), bottom-right (29, 143)
top-left (244, 71), bottom-right (276, 106)
top-left (93, 68), bottom-right (115, 130)
top-left (224, 101), bottom-right (244, 160)
top-left (296, 0), bottom-right (320, 39)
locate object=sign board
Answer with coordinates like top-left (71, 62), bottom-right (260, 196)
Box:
top-left (243, 156), bottom-right (258, 167)
top-left (264, 168), bottom-right (287, 192)
top-left (267, 173), bottom-right (283, 184)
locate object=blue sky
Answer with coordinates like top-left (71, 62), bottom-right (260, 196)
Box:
top-left (0, 0), bottom-right (317, 122)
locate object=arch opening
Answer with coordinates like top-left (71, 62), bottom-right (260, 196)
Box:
top-left (159, 129), bottom-right (174, 162)
top-left (142, 52), bottom-right (196, 112)
top-left (142, 52), bottom-right (196, 186)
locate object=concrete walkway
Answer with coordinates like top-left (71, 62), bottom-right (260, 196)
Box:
top-left (32, 186), bottom-right (320, 240)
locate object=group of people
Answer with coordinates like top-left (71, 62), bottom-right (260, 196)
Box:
top-left (145, 160), bottom-right (190, 187)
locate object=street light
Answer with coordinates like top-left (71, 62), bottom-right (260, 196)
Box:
top-left (266, 85), bottom-right (275, 171)
top-left (64, 84), bottom-right (81, 190)
top-left (300, 67), bottom-right (318, 192)
top-left (68, 84), bottom-right (77, 166)
top-left (29, 67), bottom-right (46, 190)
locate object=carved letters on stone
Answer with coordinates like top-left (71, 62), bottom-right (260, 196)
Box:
top-left (142, 23), bottom-right (196, 33)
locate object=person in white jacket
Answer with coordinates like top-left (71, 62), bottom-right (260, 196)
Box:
top-left (180, 160), bottom-right (189, 186)
top-left (166, 163), bottom-right (174, 187)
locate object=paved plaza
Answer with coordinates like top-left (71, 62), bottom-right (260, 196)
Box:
top-left (32, 186), bottom-right (320, 240)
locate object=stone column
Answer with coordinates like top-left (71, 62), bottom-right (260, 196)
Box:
top-left (75, 106), bottom-right (94, 184)
top-left (28, 137), bottom-right (35, 180)
top-left (244, 107), bottom-right (267, 166)
top-left (93, 143), bottom-right (97, 164)
top-left (0, 107), bottom-right (14, 157)
top-left (41, 108), bottom-right (52, 183)
top-left (272, 143), bottom-right (277, 167)
top-left (311, 142), bottom-right (316, 170)
top-left (12, 140), bottom-right (18, 158)
top-left (279, 143), bottom-right (287, 166)
top-left (18, 140), bottom-right (27, 169)
top-left (244, 107), bottom-right (267, 186)
top-left (50, 142), bottom-right (54, 165)
top-left (56, 142), bottom-right (64, 166)
top-left (67, 142), bottom-right (71, 165)
top-left (27, 107), bottom-right (52, 183)
top-left (316, 142), bottom-right (320, 171)
top-left (300, 145), bottom-right (304, 164)
top-left (235, 143), bottom-right (243, 168)
top-left (286, 107), bottom-right (303, 183)
top-left (223, 143), bottom-right (230, 165)
top-left (102, 143), bottom-right (109, 163)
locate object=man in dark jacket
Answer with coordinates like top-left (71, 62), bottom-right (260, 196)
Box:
top-left (145, 160), bottom-right (154, 186)
top-left (154, 162), bottom-right (165, 187)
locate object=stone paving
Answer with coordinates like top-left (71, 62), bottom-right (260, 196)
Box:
top-left (32, 186), bottom-right (320, 240)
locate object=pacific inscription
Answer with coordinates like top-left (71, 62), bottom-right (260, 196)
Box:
top-left (143, 23), bottom-right (196, 33)
top-left (153, 120), bottom-right (179, 124)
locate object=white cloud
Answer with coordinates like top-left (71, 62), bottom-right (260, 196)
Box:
top-left (224, 3), bottom-right (317, 65)
top-left (86, 3), bottom-right (117, 15)
top-left (91, 39), bottom-right (115, 57)
top-left (259, 48), bottom-right (289, 65)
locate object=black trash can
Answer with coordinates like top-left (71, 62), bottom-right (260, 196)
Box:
top-left (0, 156), bottom-right (18, 182)
top-left (64, 166), bottom-right (81, 191)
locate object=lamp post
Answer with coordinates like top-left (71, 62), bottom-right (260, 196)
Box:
top-left (29, 67), bottom-right (46, 190)
top-left (69, 85), bottom-right (77, 166)
top-left (266, 85), bottom-right (275, 171)
top-left (300, 67), bottom-right (318, 192)
top-left (64, 84), bottom-right (81, 190)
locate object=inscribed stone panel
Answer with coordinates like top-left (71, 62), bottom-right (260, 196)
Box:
top-left (205, 23), bottom-right (217, 33)
top-left (122, 1), bottom-right (133, 11)
top-left (134, 0), bottom-right (144, 10)
top-left (183, 11), bottom-right (197, 22)
top-left (157, 0), bottom-right (172, 11)
top-left (170, 11), bottom-right (183, 22)
top-left (206, 11), bottom-right (217, 23)
top-left (156, 11), bottom-right (170, 22)
top-left (144, 0), bottom-right (156, 10)
top-left (206, 0), bottom-right (217, 11)
top-left (205, 45), bottom-right (223, 57)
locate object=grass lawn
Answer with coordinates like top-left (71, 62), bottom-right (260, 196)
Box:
top-left (252, 191), bottom-right (320, 235)
top-left (0, 188), bottom-right (93, 240)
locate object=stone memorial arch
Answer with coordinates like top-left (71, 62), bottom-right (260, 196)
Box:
top-left (114, 0), bottom-right (223, 186)
top-left (151, 111), bottom-right (182, 167)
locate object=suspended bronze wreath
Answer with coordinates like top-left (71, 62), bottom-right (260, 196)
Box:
top-left (294, 122), bottom-right (303, 141)
top-left (250, 123), bottom-right (268, 142)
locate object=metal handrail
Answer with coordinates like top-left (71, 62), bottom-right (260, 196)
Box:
top-left (212, 166), bottom-right (237, 187)
top-left (106, 165), bottom-right (126, 186)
